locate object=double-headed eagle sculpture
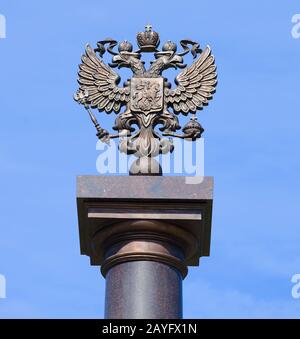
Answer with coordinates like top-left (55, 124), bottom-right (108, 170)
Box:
top-left (74, 25), bottom-right (217, 175)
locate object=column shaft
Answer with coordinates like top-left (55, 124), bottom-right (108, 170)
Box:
top-left (105, 260), bottom-right (182, 319)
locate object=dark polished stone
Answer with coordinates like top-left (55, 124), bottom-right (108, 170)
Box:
top-left (77, 175), bottom-right (213, 201)
top-left (105, 261), bottom-right (182, 319)
top-left (76, 175), bottom-right (214, 319)
top-left (77, 176), bottom-right (213, 266)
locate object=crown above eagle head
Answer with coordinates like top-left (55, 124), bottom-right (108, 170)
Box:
top-left (136, 24), bottom-right (160, 52)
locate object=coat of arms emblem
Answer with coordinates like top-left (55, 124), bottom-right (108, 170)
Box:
top-left (131, 78), bottom-right (163, 114)
top-left (74, 25), bottom-right (217, 175)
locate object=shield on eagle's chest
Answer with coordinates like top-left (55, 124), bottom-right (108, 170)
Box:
top-left (130, 77), bottom-right (164, 115)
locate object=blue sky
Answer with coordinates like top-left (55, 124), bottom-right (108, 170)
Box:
top-left (0, 0), bottom-right (300, 318)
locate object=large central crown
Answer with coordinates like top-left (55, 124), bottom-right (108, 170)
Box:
top-left (136, 24), bottom-right (160, 52)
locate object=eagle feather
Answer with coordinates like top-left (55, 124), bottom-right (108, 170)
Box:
top-left (165, 46), bottom-right (217, 115)
top-left (75, 45), bottom-right (130, 113)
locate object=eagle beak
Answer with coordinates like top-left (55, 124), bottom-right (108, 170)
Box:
top-left (112, 55), bottom-right (123, 63)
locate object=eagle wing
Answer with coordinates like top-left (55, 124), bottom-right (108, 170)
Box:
top-left (74, 44), bottom-right (130, 113)
top-left (165, 46), bottom-right (217, 115)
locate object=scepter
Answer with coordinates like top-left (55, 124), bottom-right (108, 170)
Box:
top-left (74, 89), bottom-right (110, 144)
top-left (84, 104), bottom-right (110, 145)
